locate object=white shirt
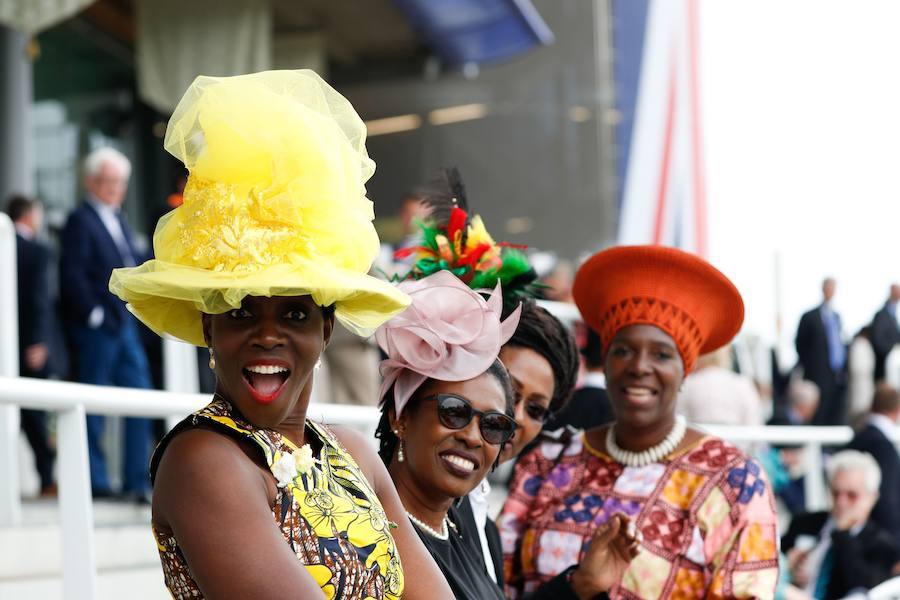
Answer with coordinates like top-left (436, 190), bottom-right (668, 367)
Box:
top-left (14, 223), bottom-right (35, 240)
top-left (803, 518), bottom-right (865, 596)
top-left (87, 197), bottom-right (135, 267)
top-left (869, 413), bottom-right (897, 440)
top-left (467, 480), bottom-right (498, 583)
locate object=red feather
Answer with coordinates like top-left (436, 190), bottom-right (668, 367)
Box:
top-left (447, 207), bottom-right (468, 242)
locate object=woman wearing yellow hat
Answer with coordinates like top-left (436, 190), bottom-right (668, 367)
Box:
top-left (109, 70), bottom-right (451, 599)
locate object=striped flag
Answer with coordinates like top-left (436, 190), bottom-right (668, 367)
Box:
top-left (614, 0), bottom-right (707, 256)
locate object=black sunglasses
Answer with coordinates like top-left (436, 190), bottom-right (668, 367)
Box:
top-left (421, 394), bottom-right (518, 445)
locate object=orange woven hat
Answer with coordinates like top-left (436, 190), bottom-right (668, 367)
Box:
top-left (572, 245), bottom-right (744, 373)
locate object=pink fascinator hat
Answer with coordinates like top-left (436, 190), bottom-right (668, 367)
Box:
top-left (376, 271), bottom-right (522, 417)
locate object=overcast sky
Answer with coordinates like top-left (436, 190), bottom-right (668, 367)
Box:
top-left (701, 0), bottom-right (900, 362)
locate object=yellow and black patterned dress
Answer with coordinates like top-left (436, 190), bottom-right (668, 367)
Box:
top-left (150, 397), bottom-right (404, 599)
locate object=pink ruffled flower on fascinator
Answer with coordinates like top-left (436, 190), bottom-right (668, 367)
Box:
top-left (376, 271), bottom-right (522, 417)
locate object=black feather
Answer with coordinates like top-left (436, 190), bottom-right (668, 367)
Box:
top-left (415, 167), bottom-right (471, 228)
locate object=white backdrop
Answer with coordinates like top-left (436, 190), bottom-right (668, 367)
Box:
top-left (701, 0), bottom-right (900, 365)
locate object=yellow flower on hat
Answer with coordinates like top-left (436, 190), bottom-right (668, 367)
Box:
top-left (108, 70), bottom-right (409, 346)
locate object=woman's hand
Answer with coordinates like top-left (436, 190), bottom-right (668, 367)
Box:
top-left (569, 514), bottom-right (641, 599)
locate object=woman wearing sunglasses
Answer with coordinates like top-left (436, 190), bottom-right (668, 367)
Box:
top-left (374, 271), bottom-right (519, 599)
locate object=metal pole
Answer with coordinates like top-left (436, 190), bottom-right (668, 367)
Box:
top-left (0, 212), bottom-right (21, 526)
top-left (57, 404), bottom-right (98, 600)
top-left (0, 25), bottom-right (34, 197)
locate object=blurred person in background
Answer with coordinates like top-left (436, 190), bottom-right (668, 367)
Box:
top-left (870, 284), bottom-right (900, 383)
top-left (500, 246), bottom-right (779, 599)
top-left (782, 450), bottom-right (898, 600)
top-left (545, 327), bottom-right (615, 432)
top-left (847, 326), bottom-right (876, 424)
top-left (60, 146), bottom-right (153, 502)
top-left (795, 277), bottom-right (847, 425)
top-left (7, 194), bottom-right (58, 497)
top-left (846, 383), bottom-right (900, 548)
top-left (539, 257), bottom-right (575, 304)
top-left (763, 379), bottom-right (821, 516)
top-left (677, 344), bottom-right (763, 428)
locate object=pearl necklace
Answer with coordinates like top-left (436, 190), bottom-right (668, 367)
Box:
top-left (605, 415), bottom-right (687, 467)
top-left (406, 511), bottom-right (455, 541)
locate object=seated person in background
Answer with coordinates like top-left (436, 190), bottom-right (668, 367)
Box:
top-left (782, 449), bottom-right (899, 599)
top-left (762, 379), bottom-right (822, 516)
top-left (846, 383), bottom-right (900, 548)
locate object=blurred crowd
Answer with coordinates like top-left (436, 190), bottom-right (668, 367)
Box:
top-left (9, 147), bottom-right (900, 599)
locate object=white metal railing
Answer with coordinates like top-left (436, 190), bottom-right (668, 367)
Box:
top-left (0, 375), bottom-right (378, 600)
top-left (6, 372), bottom-right (898, 598)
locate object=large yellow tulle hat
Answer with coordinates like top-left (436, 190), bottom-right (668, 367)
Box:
top-left (108, 70), bottom-right (410, 346)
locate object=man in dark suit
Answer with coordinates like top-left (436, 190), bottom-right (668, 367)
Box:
top-left (795, 278), bottom-right (847, 425)
top-left (846, 383), bottom-right (900, 547)
top-left (6, 194), bottom-right (57, 496)
top-left (60, 147), bottom-right (153, 502)
top-left (870, 284), bottom-right (900, 382)
top-left (782, 450), bottom-right (899, 599)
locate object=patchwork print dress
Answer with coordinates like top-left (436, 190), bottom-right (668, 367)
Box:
top-left (498, 433), bottom-right (778, 599)
top-left (150, 397), bottom-right (404, 599)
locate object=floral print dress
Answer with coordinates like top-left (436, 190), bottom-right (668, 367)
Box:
top-left (150, 397), bottom-right (403, 599)
top-left (498, 432), bottom-right (779, 599)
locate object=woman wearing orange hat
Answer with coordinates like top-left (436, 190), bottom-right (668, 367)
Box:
top-left (109, 71), bottom-right (452, 599)
top-left (498, 246), bottom-right (779, 599)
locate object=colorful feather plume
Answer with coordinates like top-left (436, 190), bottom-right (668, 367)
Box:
top-left (393, 168), bottom-right (543, 315)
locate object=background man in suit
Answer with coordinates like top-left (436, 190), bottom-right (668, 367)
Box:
top-left (870, 284), bottom-right (900, 382)
top-left (60, 147), bottom-right (153, 502)
top-left (6, 194), bottom-right (57, 496)
top-left (782, 450), bottom-right (899, 599)
top-left (795, 277), bottom-right (847, 425)
top-left (846, 383), bottom-right (900, 547)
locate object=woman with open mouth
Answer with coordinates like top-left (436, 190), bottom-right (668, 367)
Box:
top-left (108, 70), bottom-right (452, 599)
top-left (498, 246), bottom-right (781, 599)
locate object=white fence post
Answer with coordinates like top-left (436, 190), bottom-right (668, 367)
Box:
top-left (57, 403), bottom-right (97, 600)
top-left (0, 212), bottom-right (21, 526)
top-left (163, 338), bottom-right (200, 431)
top-left (804, 442), bottom-right (828, 511)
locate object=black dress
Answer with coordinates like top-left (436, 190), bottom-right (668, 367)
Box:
top-left (412, 504), bottom-right (505, 600)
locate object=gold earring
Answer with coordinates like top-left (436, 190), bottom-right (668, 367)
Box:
top-left (208, 350), bottom-right (216, 370)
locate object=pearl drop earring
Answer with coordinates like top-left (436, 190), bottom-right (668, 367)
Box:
top-left (398, 439), bottom-right (405, 463)
top-left (208, 350), bottom-right (216, 370)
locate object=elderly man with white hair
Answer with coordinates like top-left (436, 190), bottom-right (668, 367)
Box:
top-left (60, 147), bottom-right (153, 503)
top-left (782, 450), bottom-right (899, 600)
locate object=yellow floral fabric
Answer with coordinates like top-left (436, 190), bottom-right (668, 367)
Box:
top-left (152, 397), bottom-right (403, 599)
